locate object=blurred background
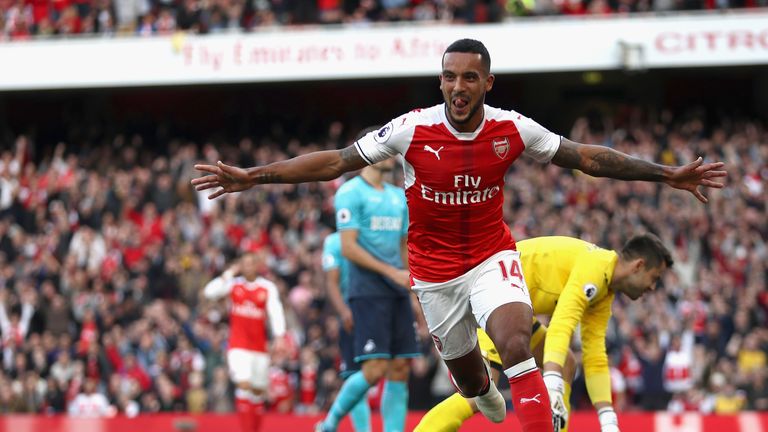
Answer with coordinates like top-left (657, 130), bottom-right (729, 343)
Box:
top-left (0, 2), bottom-right (766, 431)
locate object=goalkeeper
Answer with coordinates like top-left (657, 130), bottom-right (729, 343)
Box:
top-left (415, 234), bottom-right (673, 432)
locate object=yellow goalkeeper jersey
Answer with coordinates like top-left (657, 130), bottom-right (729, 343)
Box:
top-left (481, 236), bottom-right (618, 405)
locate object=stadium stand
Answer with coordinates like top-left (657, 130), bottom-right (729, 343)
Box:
top-left (1, 0), bottom-right (764, 41)
top-left (0, 106), bottom-right (764, 419)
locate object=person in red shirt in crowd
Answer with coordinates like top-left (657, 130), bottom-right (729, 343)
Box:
top-left (204, 251), bottom-right (286, 432)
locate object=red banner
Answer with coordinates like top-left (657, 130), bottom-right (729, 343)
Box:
top-left (1, 412), bottom-right (766, 432)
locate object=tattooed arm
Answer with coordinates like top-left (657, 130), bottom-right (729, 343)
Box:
top-left (192, 145), bottom-right (368, 199)
top-left (551, 138), bottom-right (727, 203)
top-left (249, 145), bottom-right (367, 184)
top-left (551, 139), bottom-right (669, 181)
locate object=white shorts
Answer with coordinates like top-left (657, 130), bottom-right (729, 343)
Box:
top-left (227, 349), bottom-right (270, 389)
top-left (411, 250), bottom-right (532, 361)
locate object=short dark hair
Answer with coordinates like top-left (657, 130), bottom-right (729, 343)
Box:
top-left (355, 125), bottom-right (382, 141)
top-left (443, 39), bottom-right (491, 74)
top-left (620, 233), bottom-right (674, 269)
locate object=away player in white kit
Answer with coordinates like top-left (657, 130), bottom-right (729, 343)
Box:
top-left (204, 251), bottom-right (286, 432)
top-left (193, 39), bottom-right (726, 432)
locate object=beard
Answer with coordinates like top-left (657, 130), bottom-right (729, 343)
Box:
top-left (445, 94), bottom-right (484, 126)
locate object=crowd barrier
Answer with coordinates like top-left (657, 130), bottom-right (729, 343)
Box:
top-left (1, 411), bottom-right (766, 431)
top-left (0, 411), bottom-right (768, 432)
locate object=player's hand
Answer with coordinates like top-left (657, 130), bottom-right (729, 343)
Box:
top-left (665, 157), bottom-right (726, 203)
top-left (543, 371), bottom-right (568, 431)
top-left (192, 161), bottom-right (253, 199)
top-left (389, 268), bottom-right (411, 289)
top-left (223, 263), bottom-right (240, 280)
top-left (340, 305), bottom-right (354, 333)
top-left (598, 407), bottom-right (620, 432)
top-left (273, 334), bottom-right (289, 353)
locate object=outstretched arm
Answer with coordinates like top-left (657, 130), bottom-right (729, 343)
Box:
top-left (192, 145), bottom-right (368, 199)
top-left (550, 138), bottom-right (726, 203)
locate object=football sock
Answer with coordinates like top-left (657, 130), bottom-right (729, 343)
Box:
top-left (250, 394), bottom-right (264, 432)
top-left (348, 396), bottom-right (371, 432)
top-left (413, 392), bottom-right (475, 432)
top-left (322, 371), bottom-right (372, 432)
top-left (381, 380), bottom-right (408, 432)
top-left (506, 358), bottom-right (554, 432)
top-left (235, 388), bottom-right (254, 432)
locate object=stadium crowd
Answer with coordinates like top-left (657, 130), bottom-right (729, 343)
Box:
top-left (0, 107), bottom-right (766, 418)
top-left (1, 0), bottom-right (764, 42)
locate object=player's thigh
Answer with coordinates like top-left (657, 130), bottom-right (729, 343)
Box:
top-left (349, 297), bottom-right (393, 363)
top-left (477, 328), bottom-right (503, 367)
top-left (469, 249), bottom-right (532, 330)
top-left (412, 276), bottom-right (477, 361)
top-left (227, 349), bottom-right (256, 386)
top-left (390, 295), bottom-right (421, 360)
top-left (249, 352), bottom-right (270, 391)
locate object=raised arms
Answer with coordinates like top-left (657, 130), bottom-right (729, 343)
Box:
top-left (192, 145), bottom-right (368, 199)
top-left (550, 138), bottom-right (726, 203)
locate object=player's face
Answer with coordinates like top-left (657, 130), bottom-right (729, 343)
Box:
top-left (240, 254), bottom-right (259, 280)
top-left (440, 52), bottom-right (494, 133)
top-left (372, 157), bottom-right (395, 172)
top-left (625, 262), bottom-right (666, 300)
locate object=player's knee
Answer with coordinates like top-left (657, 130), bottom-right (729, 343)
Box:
top-left (495, 331), bottom-right (532, 366)
top-left (362, 358), bottom-right (388, 384)
top-left (387, 358), bottom-right (410, 381)
top-left (454, 372), bottom-right (490, 398)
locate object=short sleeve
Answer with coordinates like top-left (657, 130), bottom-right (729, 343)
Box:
top-left (322, 236), bottom-right (340, 271)
top-left (516, 113), bottom-right (561, 163)
top-left (334, 184), bottom-right (362, 231)
top-left (355, 114), bottom-right (417, 164)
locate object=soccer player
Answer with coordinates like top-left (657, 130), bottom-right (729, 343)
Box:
top-left (192, 39), bottom-right (725, 432)
top-left (203, 251), bottom-right (286, 432)
top-left (316, 155), bottom-right (420, 432)
top-left (414, 234), bottom-right (673, 432)
top-left (322, 230), bottom-right (372, 432)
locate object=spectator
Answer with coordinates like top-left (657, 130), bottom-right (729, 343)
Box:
top-left (1, 0), bottom-right (754, 40)
top-left (49, 350), bottom-right (77, 386)
top-left (186, 371), bottom-right (208, 413)
top-left (68, 377), bottom-right (114, 417)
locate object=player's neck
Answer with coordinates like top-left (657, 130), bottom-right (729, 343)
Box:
top-left (360, 168), bottom-right (385, 189)
top-left (445, 104), bottom-right (485, 133)
top-left (610, 257), bottom-right (630, 292)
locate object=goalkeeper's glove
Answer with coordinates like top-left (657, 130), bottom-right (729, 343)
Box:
top-left (543, 371), bottom-right (568, 431)
top-left (598, 406), bottom-right (620, 432)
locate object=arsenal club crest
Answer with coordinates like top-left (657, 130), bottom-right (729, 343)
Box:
top-left (492, 137), bottom-right (510, 159)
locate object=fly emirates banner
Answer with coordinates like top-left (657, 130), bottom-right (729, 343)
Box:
top-left (1, 11), bottom-right (767, 90)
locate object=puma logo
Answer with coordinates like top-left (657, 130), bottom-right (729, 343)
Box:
top-left (519, 394), bottom-right (542, 405)
top-left (424, 145), bottom-right (444, 160)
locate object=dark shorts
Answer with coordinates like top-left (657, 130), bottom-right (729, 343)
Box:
top-left (338, 322), bottom-right (360, 379)
top-left (349, 296), bottom-right (421, 363)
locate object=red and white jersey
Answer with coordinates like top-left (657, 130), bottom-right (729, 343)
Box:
top-left (663, 332), bottom-right (695, 393)
top-left (68, 393), bottom-right (112, 417)
top-left (355, 104), bottom-right (561, 282)
top-left (204, 275), bottom-right (286, 352)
